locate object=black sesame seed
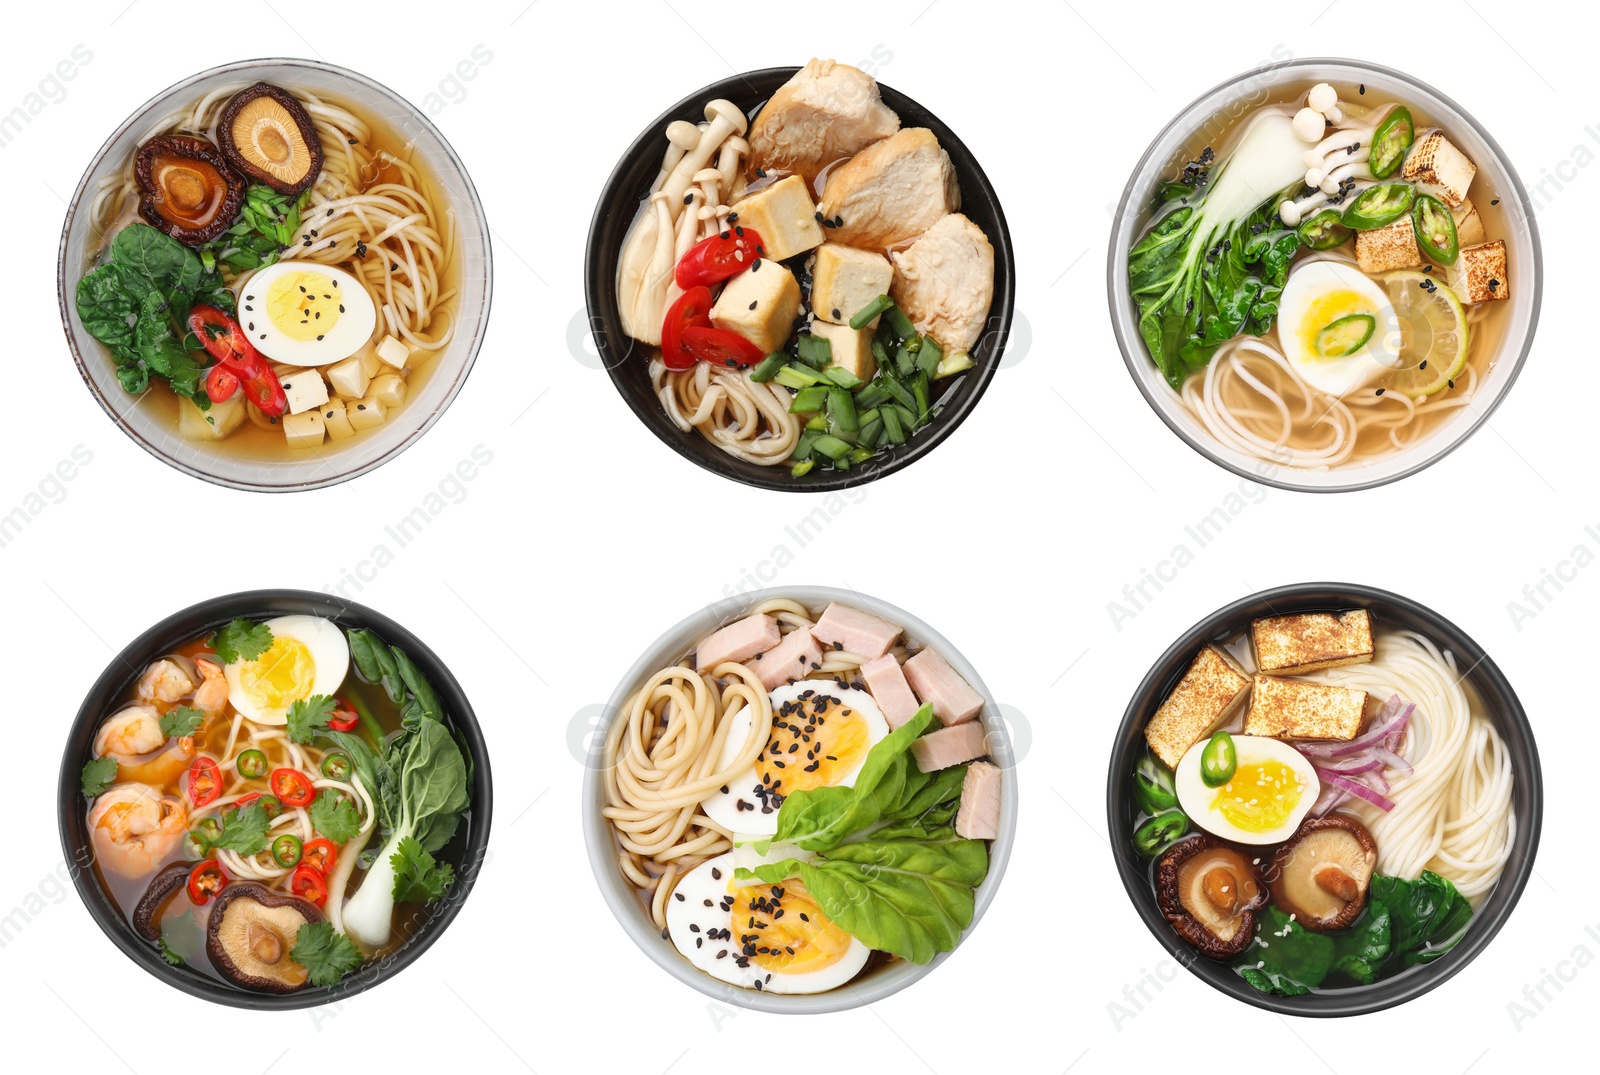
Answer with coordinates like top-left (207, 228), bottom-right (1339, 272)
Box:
top-left (1375, 388), bottom-right (1385, 396)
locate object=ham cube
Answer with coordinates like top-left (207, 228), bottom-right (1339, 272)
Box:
top-left (754, 628), bottom-right (824, 690)
top-left (860, 654), bottom-right (921, 728)
top-left (810, 602), bottom-right (901, 659)
top-left (902, 649), bottom-right (984, 725)
top-left (696, 613), bottom-right (781, 671)
top-left (955, 761), bottom-right (1001, 840)
top-left (910, 720), bottom-right (989, 773)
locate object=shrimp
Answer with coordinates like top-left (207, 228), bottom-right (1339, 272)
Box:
top-left (87, 783), bottom-right (188, 877)
top-left (93, 704), bottom-right (165, 758)
top-left (192, 656), bottom-right (229, 717)
top-left (136, 659), bottom-right (196, 704)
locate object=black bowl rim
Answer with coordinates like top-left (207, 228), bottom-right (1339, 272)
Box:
top-left (56, 588), bottom-right (495, 1010)
top-left (56, 56), bottom-right (495, 494)
top-left (1105, 56), bottom-right (1544, 494)
top-left (1104, 581), bottom-right (1544, 1016)
top-left (584, 65), bottom-right (1014, 493)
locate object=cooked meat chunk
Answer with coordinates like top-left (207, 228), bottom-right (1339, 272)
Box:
top-left (746, 58), bottom-right (900, 181)
top-left (818, 128), bottom-right (958, 251)
top-left (890, 213), bottom-right (995, 354)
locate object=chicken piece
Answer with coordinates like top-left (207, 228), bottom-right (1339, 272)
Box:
top-left (818, 128), bottom-right (959, 251)
top-left (889, 213), bottom-right (995, 354)
top-left (746, 58), bottom-right (900, 181)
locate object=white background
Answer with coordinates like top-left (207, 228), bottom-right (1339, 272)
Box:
top-left (1, 2), bottom-right (1591, 1072)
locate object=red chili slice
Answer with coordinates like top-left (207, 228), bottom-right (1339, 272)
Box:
top-left (681, 325), bottom-right (766, 369)
top-left (205, 363), bottom-right (240, 403)
top-left (270, 767), bottom-right (316, 808)
top-left (327, 700), bottom-right (359, 733)
top-left (239, 366), bottom-right (287, 418)
top-left (660, 286), bottom-right (714, 371)
top-left (187, 304), bottom-right (286, 417)
top-left (303, 838), bottom-right (339, 874)
top-left (187, 859), bottom-right (228, 905)
top-left (292, 864), bottom-right (329, 908)
top-left (233, 792), bottom-right (283, 820)
top-left (186, 757), bottom-right (222, 808)
top-left (674, 227), bottom-right (767, 289)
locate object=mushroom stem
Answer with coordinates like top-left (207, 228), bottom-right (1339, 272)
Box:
top-left (651, 120), bottom-right (703, 194)
top-left (1320, 161), bottom-right (1374, 195)
top-left (694, 168), bottom-right (724, 240)
top-left (660, 100), bottom-right (748, 219)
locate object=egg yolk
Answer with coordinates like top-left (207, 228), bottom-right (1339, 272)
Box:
top-left (235, 636), bottom-right (317, 714)
top-left (266, 270), bottom-right (343, 342)
top-left (1299, 290), bottom-right (1374, 362)
top-left (1212, 759), bottom-right (1305, 834)
top-left (730, 880), bottom-right (853, 975)
top-left (758, 694), bottom-right (870, 795)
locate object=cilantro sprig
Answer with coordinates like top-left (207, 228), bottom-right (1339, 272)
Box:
top-left (214, 618), bottom-right (273, 664)
top-left (308, 791), bottom-right (362, 845)
top-left (80, 756), bottom-right (118, 798)
top-left (286, 694), bottom-right (338, 745)
top-left (289, 920), bottom-right (363, 987)
top-left (390, 836), bottom-right (455, 904)
top-left (159, 705), bottom-right (205, 739)
top-left (210, 801), bottom-right (270, 856)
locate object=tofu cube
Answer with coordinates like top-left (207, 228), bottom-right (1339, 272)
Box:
top-left (1449, 239), bottom-right (1509, 304)
top-left (177, 394), bottom-right (245, 441)
top-left (709, 259), bottom-right (801, 354)
top-left (1402, 131), bottom-right (1476, 207)
top-left (1143, 645), bottom-right (1251, 769)
top-left (321, 398), bottom-right (356, 441)
top-left (731, 175), bottom-right (824, 262)
top-left (1244, 676), bottom-right (1366, 741)
top-left (282, 409), bottom-right (326, 450)
top-left (1455, 198), bottom-right (1487, 248)
top-left (1355, 198), bottom-right (1485, 275)
top-left (326, 356), bottom-right (371, 400)
top-left (1251, 610), bottom-right (1374, 675)
top-left (347, 395), bottom-right (387, 431)
top-left (370, 373), bottom-right (407, 409)
top-left (279, 369), bottom-right (329, 415)
top-left (811, 243), bottom-right (893, 326)
top-left (809, 319), bottom-right (876, 382)
top-left (376, 335), bottom-right (410, 369)
top-left (357, 344), bottom-right (384, 378)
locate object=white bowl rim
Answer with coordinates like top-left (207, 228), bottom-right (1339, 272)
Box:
top-left (580, 584), bottom-right (1019, 1014)
top-left (1106, 56), bottom-right (1543, 494)
top-left (55, 56), bottom-right (494, 493)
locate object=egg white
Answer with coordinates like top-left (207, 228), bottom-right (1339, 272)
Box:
top-left (1277, 260), bottom-right (1401, 397)
top-left (1174, 735), bottom-right (1319, 845)
top-left (665, 852), bottom-right (871, 994)
top-left (700, 684), bottom-right (890, 837)
top-left (238, 261), bottom-right (377, 367)
top-left (223, 615), bottom-right (350, 725)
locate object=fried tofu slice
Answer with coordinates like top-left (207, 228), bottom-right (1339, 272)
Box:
top-left (1402, 131), bottom-right (1476, 208)
top-left (1354, 198), bottom-right (1483, 275)
top-left (1449, 239), bottom-right (1509, 304)
top-left (1251, 610), bottom-right (1374, 676)
top-left (1144, 645), bottom-right (1251, 768)
top-left (1244, 676), bottom-right (1366, 741)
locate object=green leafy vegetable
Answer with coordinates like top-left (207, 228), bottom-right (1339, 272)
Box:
top-left (156, 937), bottom-right (185, 966)
top-left (74, 223), bottom-right (234, 398)
top-left (308, 791), bottom-right (363, 845)
top-left (289, 920), bottom-right (363, 987)
top-left (214, 618), bottom-right (273, 664)
top-left (1371, 871), bottom-right (1473, 966)
top-left (390, 835), bottom-right (455, 904)
top-left (348, 628), bottom-right (403, 703)
top-left (286, 694), bottom-right (338, 744)
top-left (392, 646), bottom-right (443, 729)
top-left (159, 705), bottom-right (205, 739)
top-left (80, 756), bottom-right (118, 798)
top-left (210, 801), bottom-right (270, 856)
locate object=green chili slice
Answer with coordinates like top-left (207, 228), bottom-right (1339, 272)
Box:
top-left (320, 753), bottom-right (352, 781)
top-left (1296, 209), bottom-right (1352, 250)
top-left (1412, 194), bottom-right (1459, 265)
top-left (1341, 182), bottom-right (1414, 230)
top-left (271, 834), bottom-right (303, 868)
top-left (182, 829), bottom-right (210, 859)
top-left (1134, 757), bottom-right (1178, 813)
top-left (1369, 106), bottom-right (1414, 179)
top-left (236, 748), bottom-right (268, 780)
top-left (1199, 731), bottom-right (1238, 788)
top-left (1315, 313), bottom-right (1377, 359)
top-left (1134, 810), bottom-right (1190, 856)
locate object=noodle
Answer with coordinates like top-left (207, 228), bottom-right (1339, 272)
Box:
top-left (651, 358), bottom-right (801, 465)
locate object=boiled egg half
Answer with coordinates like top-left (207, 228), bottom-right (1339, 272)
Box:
top-left (665, 852), bottom-right (871, 994)
top-left (1175, 735), bottom-right (1319, 845)
top-left (1277, 260), bottom-right (1402, 396)
top-left (700, 684), bottom-right (890, 837)
top-left (238, 261), bottom-right (377, 366)
top-left (224, 615), bottom-right (350, 724)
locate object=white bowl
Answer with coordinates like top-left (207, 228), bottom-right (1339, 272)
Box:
top-left (1107, 57), bottom-right (1541, 493)
top-left (57, 58), bottom-right (492, 492)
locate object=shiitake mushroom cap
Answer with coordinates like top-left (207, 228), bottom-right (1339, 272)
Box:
top-left (134, 135), bottom-right (245, 245)
top-left (1268, 813), bottom-right (1378, 933)
top-left (130, 860), bottom-right (192, 942)
top-left (1156, 834), bottom-right (1267, 959)
top-left (218, 82), bottom-right (324, 196)
top-left (205, 881), bottom-right (323, 993)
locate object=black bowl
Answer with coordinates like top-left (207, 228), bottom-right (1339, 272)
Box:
top-left (56, 589), bottom-right (493, 1010)
top-left (584, 66), bottom-right (1015, 491)
top-left (1106, 582), bottom-right (1542, 1016)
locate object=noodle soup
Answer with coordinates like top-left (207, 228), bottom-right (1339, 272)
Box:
top-left (1115, 62), bottom-right (1537, 488)
top-left (593, 593), bottom-right (1011, 1004)
top-left (73, 609), bottom-right (478, 999)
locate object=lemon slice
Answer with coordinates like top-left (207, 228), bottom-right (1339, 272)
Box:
top-left (1380, 270), bottom-right (1469, 398)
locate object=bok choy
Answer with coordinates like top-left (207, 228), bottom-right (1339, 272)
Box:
top-left (1128, 111), bottom-right (1309, 387)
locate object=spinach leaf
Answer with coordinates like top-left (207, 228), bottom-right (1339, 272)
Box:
top-left (1371, 871), bottom-right (1473, 966)
top-left (1239, 891), bottom-right (1408, 996)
